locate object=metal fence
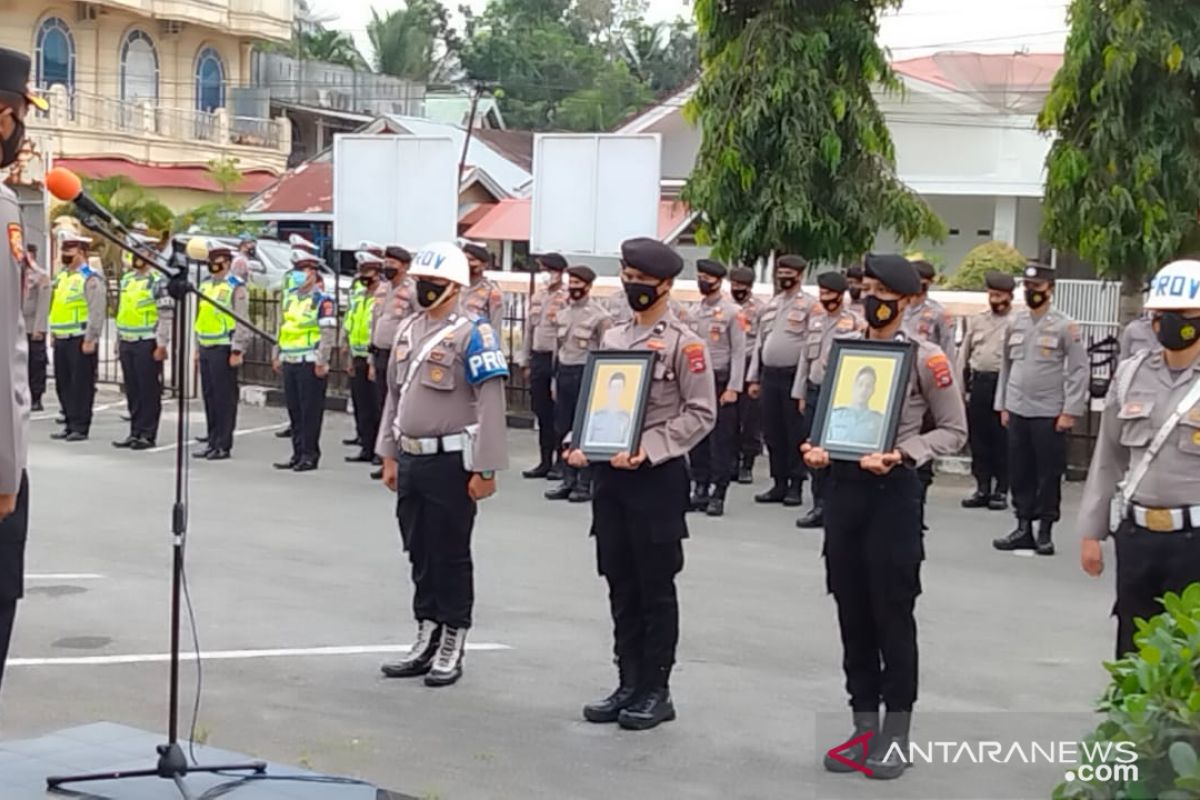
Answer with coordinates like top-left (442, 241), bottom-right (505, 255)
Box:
top-left (1054, 278), bottom-right (1122, 343)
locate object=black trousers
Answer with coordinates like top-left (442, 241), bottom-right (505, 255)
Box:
top-left (52, 336), bottom-right (97, 435)
top-left (1113, 523), bottom-right (1200, 658)
top-left (371, 347), bottom-right (390, 417)
top-left (27, 335), bottom-right (47, 405)
top-left (119, 339), bottom-right (163, 442)
top-left (761, 366), bottom-right (805, 485)
top-left (530, 351), bottom-right (557, 464)
top-left (198, 345), bottom-right (238, 452)
top-left (968, 372), bottom-right (1007, 493)
top-left (283, 361), bottom-right (328, 464)
top-left (737, 363), bottom-right (763, 460)
top-left (396, 452), bottom-right (477, 629)
top-left (350, 356), bottom-right (380, 456)
top-left (1008, 414), bottom-right (1065, 523)
top-left (824, 465), bottom-right (923, 712)
top-left (805, 382), bottom-right (830, 508)
top-left (554, 364), bottom-right (589, 487)
top-left (0, 472), bottom-right (29, 696)
top-left (592, 458), bottom-right (688, 690)
top-left (690, 371), bottom-right (736, 488)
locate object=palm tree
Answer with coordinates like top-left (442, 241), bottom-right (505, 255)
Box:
top-left (621, 21), bottom-right (667, 86)
top-left (368, 2), bottom-right (459, 83)
top-left (301, 29), bottom-right (367, 69)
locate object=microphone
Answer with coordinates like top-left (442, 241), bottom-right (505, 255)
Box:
top-left (45, 167), bottom-right (121, 228)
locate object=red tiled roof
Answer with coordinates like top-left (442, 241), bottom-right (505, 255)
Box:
top-left (464, 197), bottom-right (694, 242)
top-left (243, 161), bottom-right (332, 215)
top-left (55, 157), bottom-right (278, 194)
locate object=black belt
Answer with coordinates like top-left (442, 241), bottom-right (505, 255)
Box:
top-left (762, 365), bottom-right (797, 377)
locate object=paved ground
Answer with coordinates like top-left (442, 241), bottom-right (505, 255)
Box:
top-left (2, 389), bottom-right (1119, 799)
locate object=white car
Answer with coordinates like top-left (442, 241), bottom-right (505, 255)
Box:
top-left (245, 238), bottom-right (353, 308)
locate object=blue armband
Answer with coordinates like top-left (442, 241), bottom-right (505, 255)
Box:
top-left (465, 321), bottom-right (509, 385)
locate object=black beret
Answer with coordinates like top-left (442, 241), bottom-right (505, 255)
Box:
top-left (566, 265), bottom-right (596, 284)
top-left (985, 270), bottom-right (1016, 292)
top-left (1023, 260), bottom-right (1055, 282)
top-left (817, 271), bottom-right (848, 292)
top-left (537, 252), bottom-right (567, 271)
top-left (384, 245), bottom-right (412, 263)
top-left (0, 48), bottom-right (47, 110)
top-left (729, 266), bottom-right (756, 284)
top-left (462, 243), bottom-right (491, 263)
top-left (911, 260), bottom-right (936, 281)
top-left (845, 264), bottom-right (864, 279)
top-left (776, 254), bottom-right (808, 273)
top-left (697, 259), bottom-right (727, 278)
top-left (620, 237), bottom-right (683, 279)
top-left (864, 253), bottom-right (921, 296)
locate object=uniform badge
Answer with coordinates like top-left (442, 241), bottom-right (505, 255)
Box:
top-left (1124, 403), bottom-right (1144, 416)
top-left (430, 366), bottom-right (445, 383)
top-left (737, 312), bottom-right (750, 333)
top-left (926, 354), bottom-right (953, 389)
top-left (7, 223), bottom-right (22, 264)
top-left (1188, 407), bottom-right (1200, 423)
top-left (1192, 429), bottom-right (1200, 447)
top-left (646, 339), bottom-right (666, 351)
top-left (836, 317), bottom-right (855, 331)
top-left (714, 308), bottom-right (723, 321)
top-left (876, 303), bottom-right (892, 322)
top-left (683, 342), bottom-right (707, 374)
top-left (479, 324), bottom-right (497, 349)
top-left (429, 349), bottom-right (446, 363)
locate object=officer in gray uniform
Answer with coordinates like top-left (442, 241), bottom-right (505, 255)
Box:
top-left (958, 270), bottom-right (1015, 510)
top-left (0, 46), bottom-right (45, 692)
top-left (459, 243), bottom-right (503, 330)
top-left (49, 232), bottom-right (106, 441)
top-left (377, 242), bottom-right (509, 688)
top-left (905, 260), bottom-right (958, 364)
top-left (567, 237), bottom-right (716, 732)
top-left (517, 253), bottom-right (568, 479)
top-left (686, 259), bottom-right (745, 517)
top-left (729, 265), bottom-right (764, 483)
top-left (806, 254), bottom-right (967, 780)
top-left (545, 266), bottom-right (611, 503)
top-left (21, 243), bottom-right (49, 411)
top-left (747, 255), bottom-right (818, 506)
top-left (993, 261), bottom-right (1089, 555)
top-left (794, 270), bottom-right (863, 528)
top-left (367, 245), bottom-right (415, 479)
top-left (1078, 258), bottom-right (1200, 657)
top-left (1119, 313), bottom-right (1157, 359)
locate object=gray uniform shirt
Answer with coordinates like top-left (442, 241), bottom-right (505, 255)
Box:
top-left (0, 185), bottom-right (29, 494)
top-left (556, 296), bottom-right (611, 366)
top-left (376, 313), bottom-right (509, 473)
top-left (1119, 316), bottom-right (1157, 359)
top-left (458, 276), bottom-right (503, 331)
top-left (371, 277), bottom-right (416, 351)
top-left (748, 288), bottom-right (818, 380)
top-left (905, 296), bottom-right (958, 367)
top-left (1078, 348), bottom-right (1200, 540)
top-left (21, 262), bottom-right (50, 336)
top-left (959, 310), bottom-right (1010, 374)
top-left (995, 308), bottom-right (1089, 417)
top-left (688, 293), bottom-right (746, 391)
top-left (600, 313), bottom-right (717, 464)
top-left (794, 305), bottom-right (862, 397)
top-left (519, 280), bottom-right (567, 365)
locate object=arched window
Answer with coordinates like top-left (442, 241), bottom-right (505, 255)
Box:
top-left (195, 47), bottom-right (225, 112)
top-left (35, 17), bottom-right (74, 92)
top-left (120, 29), bottom-right (159, 103)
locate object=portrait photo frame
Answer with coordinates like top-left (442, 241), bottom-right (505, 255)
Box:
top-left (808, 339), bottom-right (916, 462)
top-left (572, 350), bottom-right (656, 461)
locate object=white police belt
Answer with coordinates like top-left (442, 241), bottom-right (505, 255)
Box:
top-left (1131, 504), bottom-right (1200, 533)
top-left (399, 433), bottom-right (467, 456)
top-left (280, 353), bottom-right (319, 363)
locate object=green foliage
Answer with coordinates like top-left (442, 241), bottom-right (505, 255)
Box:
top-left (1039, 0), bottom-right (1200, 286)
top-left (683, 0), bottom-right (945, 265)
top-left (1054, 584), bottom-right (1200, 800)
top-left (175, 158), bottom-right (260, 236)
top-left (369, 0), bottom-right (461, 83)
top-left (944, 241), bottom-right (1027, 290)
top-left (299, 29), bottom-right (367, 68)
top-left (52, 175), bottom-right (173, 232)
top-left (620, 18), bottom-right (699, 93)
top-left (555, 61), bottom-right (652, 131)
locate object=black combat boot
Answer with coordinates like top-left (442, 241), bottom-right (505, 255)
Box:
top-left (961, 480), bottom-right (991, 509)
top-left (583, 662), bottom-right (639, 723)
top-left (705, 486), bottom-right (726, 517)
top-left (823, 711), bottom-right (880, 773)
top-left (618, 687), bottom-right (676, 731)
top-left (424, 626), bottom-right (466, 687)
top-left (689, 483), bottom-right (710, 512)
top-left (546, 468), bottom-right (576, 500)
top-left (737, 456), bottom-right (755, 485)
top-left (381, 620), bottom-right (442, 678)
top-left (988, 489), bottom-right (1009, 511)
top-left (522, 461), bottom-right (552, 479)
top-left (993, 520), bottom-right (1035, 551)
top-left (755, 481), bottom-right (788, 503)
top-left (1036, 521), bottom-right (1055, 556)
top-left (864, 712), bottom-right (912, 780)
top-left (783, 479), bottom-right (804, 507)
top-left (796, 504), bottom-right (823, 529)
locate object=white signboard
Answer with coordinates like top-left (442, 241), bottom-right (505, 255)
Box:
top-left (333, 135), bottom-right (458, 250)
top-left (530, 133), bottom-right (661, 256)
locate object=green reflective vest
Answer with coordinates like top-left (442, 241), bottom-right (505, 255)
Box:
top-left (195, 278), bottom-right (237, 347)
top-left (345, 283), bottom-right (375, 357)
top-left (48, 269), bottom-right (91, 337)
top-left (116, 271), bottom-right (159, 340)
top-left (279, 292), bottom-right (322, 357)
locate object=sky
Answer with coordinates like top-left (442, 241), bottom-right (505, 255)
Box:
top-left (315, 0), bottom-right (1072, 71)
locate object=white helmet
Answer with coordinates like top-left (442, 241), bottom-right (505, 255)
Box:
top-left (290, 248), bottom-right (321, 267)
top-left (1145, 260), bottom-right (1200, 310)
top-left (410, 241), bottom-right (469, 287)
top-left (357, 240), bottom-right (384, 255)
top-left (355, 250), bottom-right (383, 267)
top-left (288, 233), bottom-right (319, 254)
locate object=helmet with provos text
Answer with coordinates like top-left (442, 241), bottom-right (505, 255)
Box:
top-left (1145, 260), bottom-right (1200, 311)
top-left (409, 241), bottom-right (469, 287)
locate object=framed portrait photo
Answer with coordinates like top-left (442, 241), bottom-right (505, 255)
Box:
top-left (573, 351), bottom-right (655, 461)
top-left (808, 339), bottom-right (916, 461)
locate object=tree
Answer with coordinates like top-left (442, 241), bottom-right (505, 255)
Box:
top-left (621, 19), bottom-right (699, 94)
top-left (50, 175), bottom-right (172, 232)
top-left (175, 158), bottom-right (259, 236)
top-left (556, 61), bottom-right (652, 131)
top-left (1038, 0), bottom-right (1200, 314)
top-left (944, 241), bottom-right (1027, 290)
top-left (683, 0), bottom-right (945, 266)
top-left (299, 29), bottom-right (366, 68)
top-left (369, 1), bottom-right (461, 83)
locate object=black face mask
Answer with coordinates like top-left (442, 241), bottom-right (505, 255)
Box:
top-left (416, 278), bottom-right (448, 308)
top-left (777, 276), bottom-right (797, 292)
top-left (990, 301), bottom-right (1011, 315)
top-left (208, 262), bottom-right (226, 275)
top-left (360, 273), bottom-right (378, 287)
top-left (821, 298), bottom-right (841, 314)
top-left (697, 278), bottom-right (720, 296)
top-left (623, 279), bottom-right (662, 313)
top-left (0, 118), bottom-right (24, 169)
top-left (61, 254), bottom-right (74, 267)
top-left (864, 295), bottom-right (901, 330)
top-left (1025, 288), bottom-right (1049, 310)
top-left (849, 287), bottom-right (862, 302)
top-left (568, 287), bottom-right (587, 301)
top-left (1156, 312), bottom-right (1200, 351)
top-left (382, 267), bottom-right (399, 281)
top-left (731, 289), bottom-right (750, 304)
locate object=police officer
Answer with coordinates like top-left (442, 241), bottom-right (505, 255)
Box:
top-left (1078, 259), bottom-right (1200, 657)
top-left (377, 242), bottom-right (509, 687)
top-left (545, 266), bottom-right (611, 503)
top-left (729, 265), bottom-right (764, 483)
top-left (567, 237), bottom-right (716, 732)
top-left (905, 260), bottom-right (958, 364)
top-left (342, 251), bottom-right (381, 464)
top-left (805, 254), bottom-right (967, 779)
top-left (686, 259), bottom-right (745, 517)
top-left (367, 245), bottom-right (415, 479)
top-left (958, 271), bottom-right (1014, 510)
top-left (193, 241), bottom-right (249, 461)
top-left (459, 242), bottom-right (503, 329)
top-left (993, 261), bottom-right (1089, 555)
top-left (21, 243), bottom-right (49, 411)
top-left (113, 248), bottom-right (173, 449)
top-left (747, 255), bottom-right (817, 506)
top-left (274, 234), bottom-right (320, 441)
top-left (230, 232), bottom-right (256, 283)
top-left (273, 249), bottom-right (336, 472)
top-left (1119, 311), bottom-right (1156, 359)
top-left (0, 47), bottom-right (44, 692)
top-left (48, 232), bottom-right (105, 441)
top-left (846, 263), bottom-right (866, 316)
top-left (793, 271), bottom-right (863, 529)
top-left (517, 252), bottom-right (568, 479)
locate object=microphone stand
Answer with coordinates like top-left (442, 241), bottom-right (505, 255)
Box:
top-left (47, 214), bottom-right (275, 799)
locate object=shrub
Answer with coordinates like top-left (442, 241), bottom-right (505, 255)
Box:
top-left (945, 241), bottom-right (1027, 290)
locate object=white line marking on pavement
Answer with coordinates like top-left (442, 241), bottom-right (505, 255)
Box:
top-left (9, 643), bottom-right (511, 667)
top-left (146, 424), bottom-right (288, 453)
top-left (31, 402), bottom-right (123, 422)
top-left (27, 573), bottom-right (105, 580)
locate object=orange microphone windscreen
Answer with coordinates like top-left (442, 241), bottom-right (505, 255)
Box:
top-left (45, 167), bottom-right (83, 203)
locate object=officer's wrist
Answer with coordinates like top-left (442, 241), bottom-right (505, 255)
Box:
top-left (477, 470), bottom-right (495, 480)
